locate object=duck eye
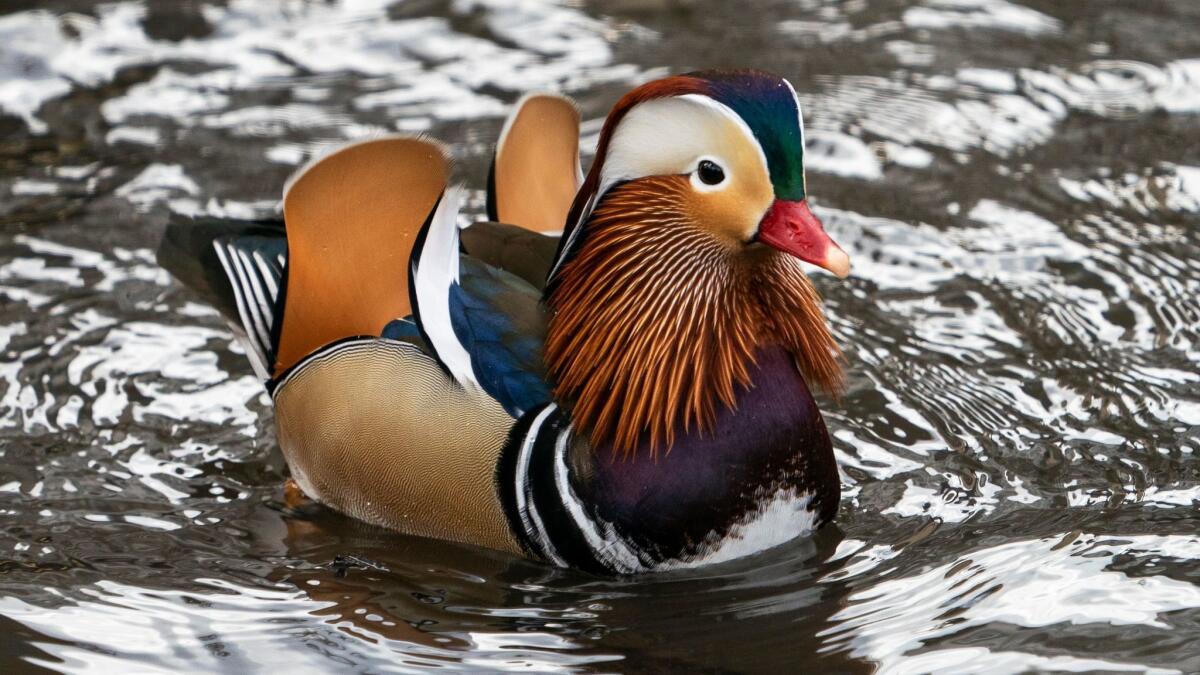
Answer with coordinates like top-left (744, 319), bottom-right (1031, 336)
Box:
top-left (697, 160), bottom-right (725, 186)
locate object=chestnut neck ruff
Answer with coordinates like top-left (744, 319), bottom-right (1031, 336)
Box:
top-left (544, 177), bottom-right (843, 457)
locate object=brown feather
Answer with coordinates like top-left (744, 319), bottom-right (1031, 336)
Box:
top-left (493, 94), bottom-right (581, 233)
top-left (279, 137), bottom-right (447, 374)
top-left (544, 177), bottom-right (844, 458)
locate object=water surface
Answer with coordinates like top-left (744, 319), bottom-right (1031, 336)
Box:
top-left (1, 0), bottom-right (1199, 672)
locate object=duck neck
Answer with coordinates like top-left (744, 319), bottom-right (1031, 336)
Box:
top-left (544, 180), bottom-right (844, 458)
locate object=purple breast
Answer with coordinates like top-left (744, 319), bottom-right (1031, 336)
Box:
top-left (578, 345), bottom-right (839, 562)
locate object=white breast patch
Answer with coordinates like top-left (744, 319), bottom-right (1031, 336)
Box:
top-left (659, 488), bottom-right (820, 570)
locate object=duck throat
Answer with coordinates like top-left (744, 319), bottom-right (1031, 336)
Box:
top-left (544, 179), bottom-right (843, 456)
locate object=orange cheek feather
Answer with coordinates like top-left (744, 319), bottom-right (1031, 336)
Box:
top-left (685, 175), bottom-right (772, 245)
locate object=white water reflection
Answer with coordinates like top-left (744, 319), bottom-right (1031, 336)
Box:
top-left (1060, 164), bottom-right (1200, 216)
top-left (823, 533), bottom-right (1200, 674)
top-left (891, 648), bottom-right (1176, 675)
top-left (0, 11), bottom-right (72, 133)
top-left (903, 0), bottom-right (1061, 35)
top-left (0, 0), bottom-right (637, 136)
top-left (802, 57), bottom-right (1200, 164)
top-left (0, 578), bottom-right (621, 672)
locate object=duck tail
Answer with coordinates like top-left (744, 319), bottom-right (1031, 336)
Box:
top-left (157, 215), bottom-right (287, 380)
top-left (212, 232), bottom-right (288, 381)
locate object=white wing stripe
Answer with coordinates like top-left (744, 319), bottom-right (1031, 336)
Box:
top-left (410, 185), bottom-right (480, 390)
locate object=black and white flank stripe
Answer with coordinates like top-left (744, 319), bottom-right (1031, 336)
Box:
top-left (498, 403), bottom-right (645, 574)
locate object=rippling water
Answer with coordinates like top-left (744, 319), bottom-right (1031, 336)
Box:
top-left (2, 0), bottom-right (1199, 672)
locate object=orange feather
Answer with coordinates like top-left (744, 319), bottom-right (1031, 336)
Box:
top-left (545, 177), bottom-right (844, 458)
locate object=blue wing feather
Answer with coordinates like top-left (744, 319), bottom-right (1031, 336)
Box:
top-left (448, 256), bottom-right (551, 416)
top-left (407, 187), bottom-right (550, 415)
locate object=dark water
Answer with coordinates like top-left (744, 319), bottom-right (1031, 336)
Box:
top-left (2, 0), bottom-right (1199, 672)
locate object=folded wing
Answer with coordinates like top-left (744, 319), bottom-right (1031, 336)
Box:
top-left (411, 188), bottom-right (551, 417)
top-left (162, 130), bottom-right (557, 413)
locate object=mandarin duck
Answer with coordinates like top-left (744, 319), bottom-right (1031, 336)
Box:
top-left (159, 69), bottom-right (851, 574)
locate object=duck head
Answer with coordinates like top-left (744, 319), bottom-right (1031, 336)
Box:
top-left (548, 69), bottom-right (849, 281)
top-left (545, 69), bottom-right (849, 457)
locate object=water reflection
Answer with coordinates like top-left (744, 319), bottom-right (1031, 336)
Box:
top-left (823, 531), bottom-right (1200, 673)
top-left (1, 0), bottom-right (1199, 671)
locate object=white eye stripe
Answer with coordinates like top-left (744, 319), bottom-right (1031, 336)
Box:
top-left (677, 93), bottom-right (770, 176)
top-left (598, 94), bottom-right (770, 194)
